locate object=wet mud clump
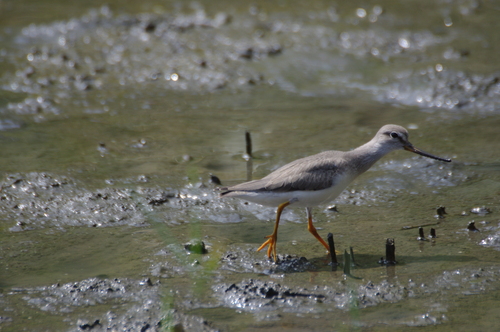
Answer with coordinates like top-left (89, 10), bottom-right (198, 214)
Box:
top-left (8, 277), bottom-right (217, 332)
top-left (214, 278), bottom-right (409, 313)
top-left (220, 248), bottom-right (317, 274)
top-left (5, 278), bottom-right (216, 332)
top-left (217, 278), bottom-right (326, 311)
top-left (0, 173), bottom-right (227, 231)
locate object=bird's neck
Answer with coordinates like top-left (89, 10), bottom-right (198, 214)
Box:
top-left (346, 139), bottom-right (392, 174)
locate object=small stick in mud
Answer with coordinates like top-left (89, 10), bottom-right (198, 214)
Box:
top-left (327, 232), bottom-right (338, 269)
top-left (245, 131), bottom-right (253, 181)
top-left (429, 228), bottom-right (437, 238)
top-left (245, 131), bottom-right (253, 158)
top-left (386, 239), bottom-right (396, 263)
top-left (379, 238), bottom-right (396, 265)
top-left (417, 227), bottom-right (427, 241)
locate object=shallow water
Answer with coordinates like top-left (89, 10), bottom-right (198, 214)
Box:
top-left (1, 0), bottom-right (500, 331)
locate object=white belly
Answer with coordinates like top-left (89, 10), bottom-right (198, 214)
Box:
top-left (223, 173), bottom-right (354, 208)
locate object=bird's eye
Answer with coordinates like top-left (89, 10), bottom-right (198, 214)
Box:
top-left (390, 132), bottom-right (399, 139)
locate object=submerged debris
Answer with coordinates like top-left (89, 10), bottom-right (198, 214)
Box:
top-left (78, 319), bottom-right (101, 330)
top-left (327, 204), bottom-right (339, 212)
top-left (209, 174), bottom-right (222, 185)
top-left (435, 205), bottom-right (447, 219)
top-left (467, 221), bottom-right (480, 232)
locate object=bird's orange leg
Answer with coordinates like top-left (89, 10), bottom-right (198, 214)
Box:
top-left (257, 201), bottom-right (290, 261)
top-left (306, 207), bottom-right (330, 252)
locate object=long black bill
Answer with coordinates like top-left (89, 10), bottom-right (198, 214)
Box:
top-left (404, 145), bottom-right (451, 162)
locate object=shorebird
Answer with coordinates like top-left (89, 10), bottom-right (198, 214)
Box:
top-left (219, 124), bottom-right (451, 261)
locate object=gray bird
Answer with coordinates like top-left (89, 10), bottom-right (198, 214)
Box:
top-left (219, 124), bottom-right (451, 261)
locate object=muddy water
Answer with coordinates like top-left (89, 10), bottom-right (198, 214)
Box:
top-left (1, 0), bottom-right (500, 331)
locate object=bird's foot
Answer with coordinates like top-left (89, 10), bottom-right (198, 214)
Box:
top-left (257, 234), bottom-right (278, 262)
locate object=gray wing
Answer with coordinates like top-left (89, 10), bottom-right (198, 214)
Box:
top-left (221, 151), bottom-right (345, 193)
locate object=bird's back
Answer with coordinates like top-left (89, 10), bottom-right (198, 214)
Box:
top-left (220, 150), bottom-right (349, 195)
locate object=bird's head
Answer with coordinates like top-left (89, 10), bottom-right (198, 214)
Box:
top-left (376, 124), bottom-right (451, 162)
